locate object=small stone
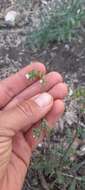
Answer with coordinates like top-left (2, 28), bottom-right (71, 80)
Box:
top-left (65, 111), bottom-right (77, 125)
top-left (80, 145), bottom-right (85, 152)
top-left (38, 143), bottom-right (42, 148)
top-left (77, 145), bottom-right (85, 156)
top-left (42, 0), bottom-right (48, 5)
top-left (65, 44), bottom-right (70, 51)
top-left (5, 10), bottom-right (18, 26)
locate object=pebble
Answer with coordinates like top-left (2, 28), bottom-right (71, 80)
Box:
top-left (65, 44), bottom-right (70, 51)
top-left (5, 10), bottom-right (18, 26)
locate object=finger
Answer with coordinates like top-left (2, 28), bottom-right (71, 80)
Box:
top-left (49, 83), bottom-right (68, 99)
top-left (46, 99), bottom-right (64, 126)
top-left (0, 93), bottom-right (53, 136)
top-left (5, 72), bottom-right (63, 110)
top-left (25, 100), bottom-right (64, 150)
top-left (0, 62), bottom-right (46, 108)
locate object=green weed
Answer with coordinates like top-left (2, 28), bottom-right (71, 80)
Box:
top-left (31, 127), bottom-right (85, 190)
top-left (25, 70), bottom-right (85, 189)
top-left (29, 86), bottom-right (85, 190)
top-left (26, 0), bottom-right (85, 49)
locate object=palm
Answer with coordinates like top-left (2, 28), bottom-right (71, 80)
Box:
top-left (4, 132), bottom-right (30, 190)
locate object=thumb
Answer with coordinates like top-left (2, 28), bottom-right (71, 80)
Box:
top-left (0, 93), bottom-right (53, 136)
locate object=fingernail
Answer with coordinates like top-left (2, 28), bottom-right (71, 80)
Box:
top-left (34, 93), bottom-right (52, 107)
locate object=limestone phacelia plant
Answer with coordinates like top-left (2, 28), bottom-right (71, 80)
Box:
top-left (25, 70), bottom-right (48, 138)
top-left (33, 119), bottom-right (49, 139)
top-left (25, 70), bottom-right (46, 84)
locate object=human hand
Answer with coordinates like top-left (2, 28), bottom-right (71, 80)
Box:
top-left (0, 62), bottom-right (67, 190)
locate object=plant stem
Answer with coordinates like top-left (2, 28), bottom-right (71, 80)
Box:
top-left (38, 171), bottom-right (50, 190)
top-left (61, 172), bottom-right (84, 182)
top-left (59, 130), bottom-right (77, 170)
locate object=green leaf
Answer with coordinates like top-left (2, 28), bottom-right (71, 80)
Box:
top-left (72, 161), bottom-right (85, 173)
top-left (26, 0), bottom-right (85, 49)
top-left (66, 128), bottom-right (73, 144)
top-left (69, 179), bottom-right (76, 190)
top-left (57, 172), bottom-right (65, 185)
top-left (33, 127), bottom-right (41, 138)
top-left (82, 176), bottom-right (85, 182)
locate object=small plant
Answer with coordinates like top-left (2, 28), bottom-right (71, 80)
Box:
top-left (30, 127), bottom-right (85, 190)
top-left (73, 87), bottom-right (85, 113)
top-left (25, 70), bottom-right (46, 84)
top-left (26, 0), bottom-right (85, 49)
top-left (16, 0), bottom-right (31, 10)
top-left (73, 87), bottom-right (85, 98)
top-left (25, 71), bottom-right (85, 190)
top-left (25, 70), bottom-right (49, 138)
top-left (33, 119), bottom-right (51, 139)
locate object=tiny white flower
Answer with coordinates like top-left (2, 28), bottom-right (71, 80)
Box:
top-left (77, 9), bottom-right (81, 14)
top-left (25, 74), bottom-right (30, 79)
top-left (69, 88), bottom-right (73, 96)
top-left (33, 135), bottom-right (36, 139)
top-left (40, 79), bottom-right (43, 84)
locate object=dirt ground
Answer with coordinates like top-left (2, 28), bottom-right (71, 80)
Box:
top-left (0, 1), bottom-right (85, 190)
top-left (0, 28), bottom-right (85, 84)
top-left (0, 0), bottom-right (85, 86)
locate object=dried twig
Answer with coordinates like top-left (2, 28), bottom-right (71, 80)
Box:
top-left (38, 171), bottom-right (50, 190)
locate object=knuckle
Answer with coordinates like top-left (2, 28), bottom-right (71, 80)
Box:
top-left (0, 83), bottom-right (15, 101)
top-left (4, 85), bottom-right (15, 99)
top-left (51, 72), bottom-right (63, 82)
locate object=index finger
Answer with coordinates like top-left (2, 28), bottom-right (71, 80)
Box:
top-left (0, 62), bottom-right (46, 108)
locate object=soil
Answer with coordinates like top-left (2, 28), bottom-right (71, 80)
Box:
top-left (0, 29), bottom-right (85, 84)
top-left (0, 1), bottom-right (85, 190)
top-left (0, 0), bottom-right (85, 86)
